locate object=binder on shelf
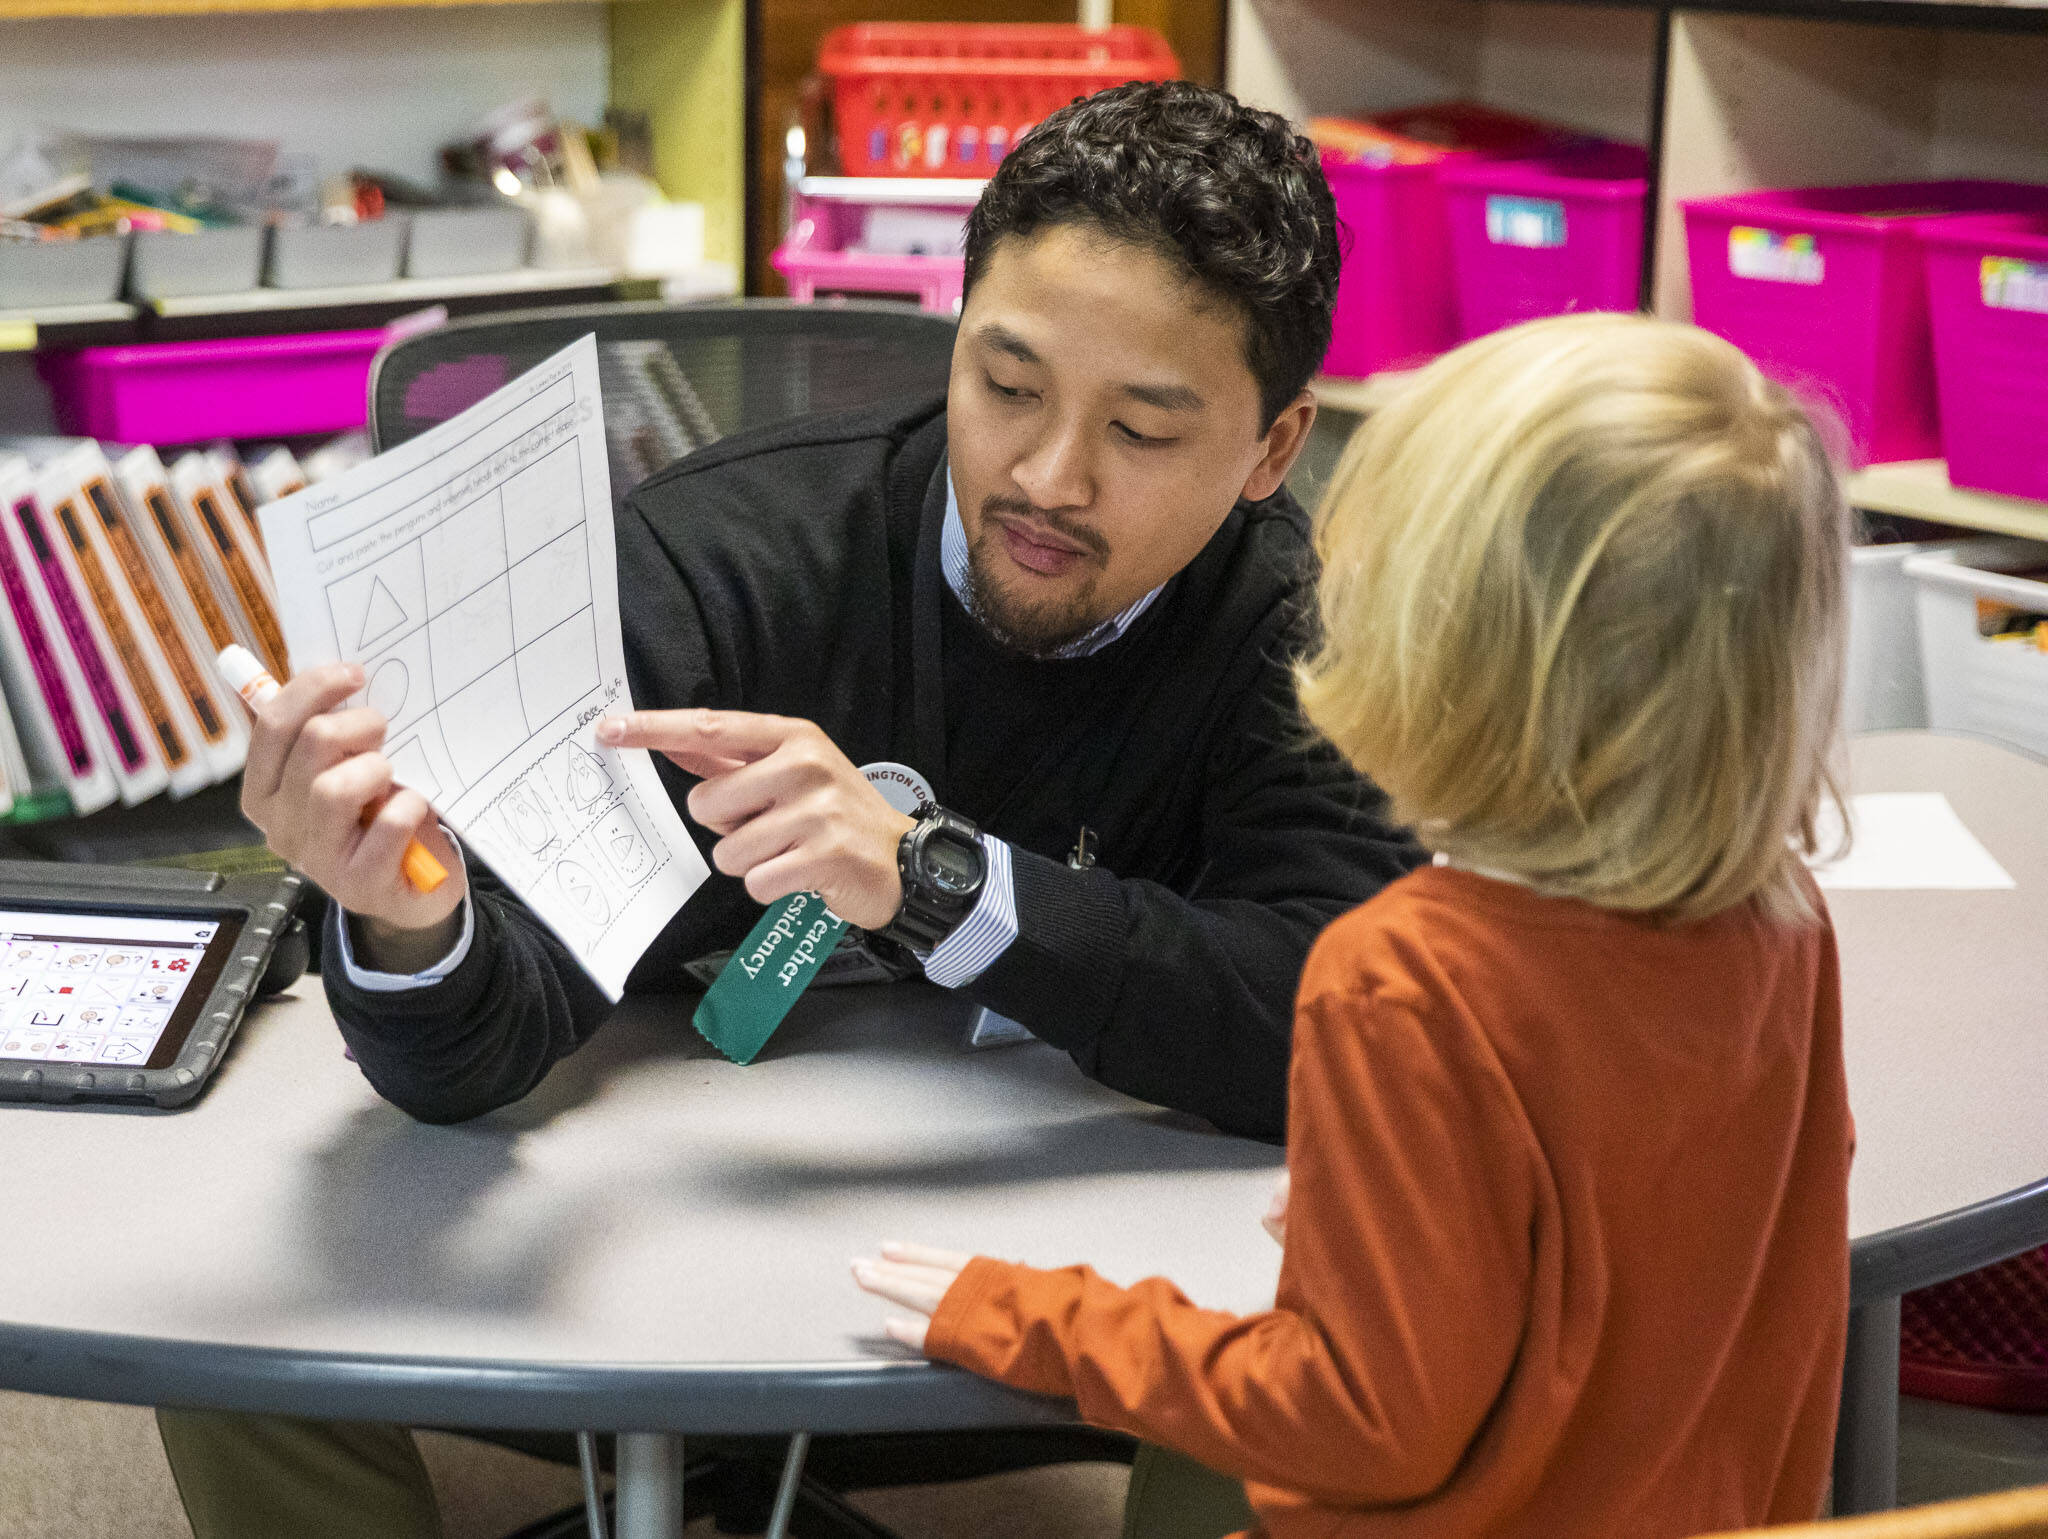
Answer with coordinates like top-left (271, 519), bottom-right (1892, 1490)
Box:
top-left (9, 466), bottom-right (165, 804)
top-left (0, 457), bottom-right (118, 815)
top-left (114, 447), bottom-right (243, 661)
top-left (0, 630), bottom-right (28, 816)
top-left (170, 451), bottom-right (289, 680)
top-left (70, 444), bottom-right (246, 783)
top-left (132, 448), bottom-right (266, 673)
top-left (302, 432), bottom-right (370, 485)
top-left (208, 444), bottom-right (269, 559)
top-left (0, 704), bottom-right (26, 817)
top-left (0, 458), bottom-right (115, 815)
top-left (247, 446), bottom-right (308, 505)
top-left (34, 451), bottom-right (201, 799)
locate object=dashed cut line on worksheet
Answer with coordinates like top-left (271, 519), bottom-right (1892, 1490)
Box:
top-left (467, 732), bottom-right (675, 946)
top-left (319, 437), bottom-right (600, 797)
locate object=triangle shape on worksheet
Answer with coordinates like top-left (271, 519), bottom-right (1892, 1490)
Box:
top-left (358, 576), bottom-right (407, 650)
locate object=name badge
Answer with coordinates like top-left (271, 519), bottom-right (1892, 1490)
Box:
top-left (860, 761), bottom-right (934, 815)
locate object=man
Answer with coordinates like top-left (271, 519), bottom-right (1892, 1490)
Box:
top-left (158, 80), bottom-right (1423, 1536)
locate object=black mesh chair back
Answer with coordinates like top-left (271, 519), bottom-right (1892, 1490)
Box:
top-left (368, 299), bottom-right (959, 505)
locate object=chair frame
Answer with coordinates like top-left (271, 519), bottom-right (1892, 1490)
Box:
top-left (366, 297), bottom-right (960, 454)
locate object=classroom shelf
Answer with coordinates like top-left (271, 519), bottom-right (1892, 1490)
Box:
top-left (1847, 460), bottom-right (2048, 543)
top-left (148, 265), bottom-right (626, 319)
top-left (0, 303), bottom-right (140, 352)
top-left (0, 263), bottom-right (751, 358)
top-left (794, 177), bottom-right (989, 207)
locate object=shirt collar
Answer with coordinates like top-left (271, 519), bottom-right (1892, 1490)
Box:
top-left (942, 467), bottom-right (1164, 660)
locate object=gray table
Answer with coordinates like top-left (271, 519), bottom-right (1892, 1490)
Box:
top-left (0, 979), bottom-right (1285, 1537)
top-left (1831, 731), bottom-right (2048, 1514)
top-left (0, 730), bottom-right (2041, 1531)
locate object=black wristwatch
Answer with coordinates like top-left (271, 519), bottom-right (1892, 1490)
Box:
top-left (875, 806), bottom-right (986, 958)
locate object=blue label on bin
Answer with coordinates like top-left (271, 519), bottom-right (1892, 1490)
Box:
top-left (1486, 195), bottom-right (1567, 249)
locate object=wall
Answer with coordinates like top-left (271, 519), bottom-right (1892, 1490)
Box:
top-left (0, 4), bottom-right (609, 190)
top-left (1226, 0), bottom-right (1655, 144)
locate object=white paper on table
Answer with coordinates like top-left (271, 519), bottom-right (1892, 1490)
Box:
top-left (1808, 792), bottom-right (2015, 891)
top-left (257, 335), bottom-right (708, 998)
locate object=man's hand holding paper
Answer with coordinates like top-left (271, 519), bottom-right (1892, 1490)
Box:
top-left (238, 660), bottom-right (467, 974)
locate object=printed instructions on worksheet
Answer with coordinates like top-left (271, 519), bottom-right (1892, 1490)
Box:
top-left (258, 335), bottom-right (707, 998)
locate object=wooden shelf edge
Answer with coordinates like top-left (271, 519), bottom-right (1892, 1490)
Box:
top-left (1848, 460), bottom-right (2048, 543)
top-left (0, 302), bottom-right (139, 350)
top-left (150, 266), bottom-right (622, 319)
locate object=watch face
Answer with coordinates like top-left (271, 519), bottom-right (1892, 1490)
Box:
top-left (923, 834), bottom-right (983, 895)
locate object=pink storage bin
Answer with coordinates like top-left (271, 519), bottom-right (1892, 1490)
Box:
top-left (1440, 142), bottom-right (1649, 340)
top-left (37, 329), bottom-right (383, 446)
top-left (1316, 104), bottom-right (1583, 379)
top-left (1920, 213), bottom-right (2048, 503)
top-left (773, 186), bottom-right (968, 314)
top-left (1681, 181), bottom-right (2048, 464)
top-left (1320, 156), bottom-right (1460, 378)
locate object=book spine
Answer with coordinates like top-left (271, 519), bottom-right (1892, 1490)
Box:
top-left (84, 478), bottom-right (227, 746)
top-left (0, 496), bottom-right (95, 778)
top-left (142, 486), bottom-right (238, 653)
top-left (15, 497), bottom-right (148, 774)
top-left (55, 497), bottom-right (189, 772)
top-left (222, 463), bottom-right (269, 558)
top-left (191, 486), bottom-right (288, 679)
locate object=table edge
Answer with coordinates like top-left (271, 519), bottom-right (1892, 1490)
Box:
top-left (0, 1321), bottom-right (1078, 1435)
top-left (1852, 1174), bottom-right (2048, 1303)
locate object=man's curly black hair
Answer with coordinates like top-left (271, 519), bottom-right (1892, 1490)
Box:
top-left (962, 79), bottom-right (1342, 432)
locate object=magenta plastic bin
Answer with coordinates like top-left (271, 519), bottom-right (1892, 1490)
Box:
top-left (1321, 155), bottom-right (1463, 379)
top-left (1920, 213), bottom-right (2048, 502)
top-left (37, 328), bottom-right (384, 445)
top-left (1682, 181), bottom-right (2048, 464)
top-left (772, 189), bottom-right (966, 315)
top-left (1441, 142), bottom-right (1648, 341)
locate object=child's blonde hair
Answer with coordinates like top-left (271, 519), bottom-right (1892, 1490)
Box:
top-left (1299, 312), bottom-right (1849, 924)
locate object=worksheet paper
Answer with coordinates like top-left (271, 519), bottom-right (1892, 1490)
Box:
top-left (1808, 792), bottom-right (2015, 891)
top-left (258, 335), bottom-right (707, 997)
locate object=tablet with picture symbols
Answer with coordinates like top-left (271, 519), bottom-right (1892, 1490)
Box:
top-left (0, 861), bottom-right (307, 1108)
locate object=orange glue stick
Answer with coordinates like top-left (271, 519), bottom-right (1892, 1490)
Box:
top-left (217, 644), bottom-right (449, 894)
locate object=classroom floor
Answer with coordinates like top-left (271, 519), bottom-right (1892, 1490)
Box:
top-left (2, 1389), bottom-right (2044, 1537)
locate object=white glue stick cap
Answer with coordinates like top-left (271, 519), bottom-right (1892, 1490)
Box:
top-left (216, 644), bottom-right (278, 704)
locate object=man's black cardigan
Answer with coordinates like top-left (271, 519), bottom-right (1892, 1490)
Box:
top-left (325, 396), bottom-right (1423, 1141)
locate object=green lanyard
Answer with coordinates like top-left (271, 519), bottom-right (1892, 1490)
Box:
top-left (690, 892), bottom-right (848, 1064)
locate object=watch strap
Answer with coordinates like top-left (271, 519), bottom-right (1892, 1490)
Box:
top-left (877, 806), bottom-right (984, 957)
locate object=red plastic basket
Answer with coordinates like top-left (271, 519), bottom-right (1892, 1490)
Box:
top-left (819, 23), bottom-right (1179, 178)
top-left (1900, 1245), bottom-right (2048, 1412)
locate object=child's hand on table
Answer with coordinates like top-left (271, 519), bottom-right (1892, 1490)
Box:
top-left (1263, 1170), bottom-right (1290, 1247)
top-left (851, 1241), bottom-right (974, 1352)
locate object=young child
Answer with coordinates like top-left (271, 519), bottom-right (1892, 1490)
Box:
top-left (853, 312), bottom-right (1856, 1538)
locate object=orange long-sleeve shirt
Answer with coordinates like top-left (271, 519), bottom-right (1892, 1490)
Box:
top-left (927, 864), bottom-right (1853, 1538)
